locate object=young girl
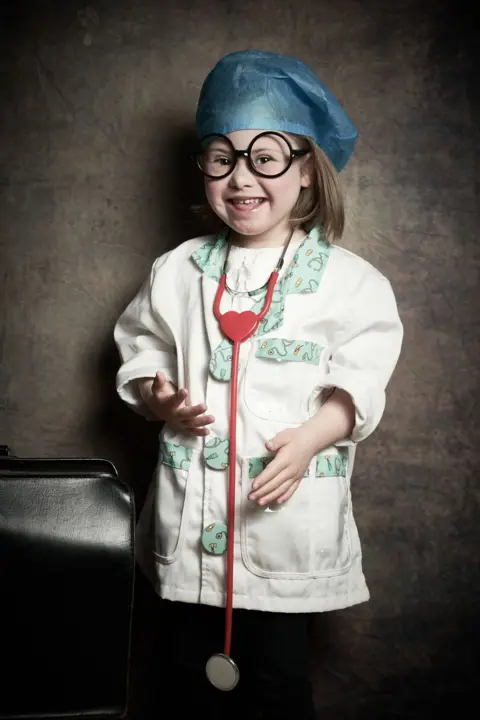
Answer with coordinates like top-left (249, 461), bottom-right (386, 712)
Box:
top-left (114, 50), bottom-right (403, 719)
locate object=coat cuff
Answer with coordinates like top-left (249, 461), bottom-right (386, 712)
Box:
top-left (116, 351), bottom-right (177, 419)
top-left (324, 370), bottom-right (385, 444)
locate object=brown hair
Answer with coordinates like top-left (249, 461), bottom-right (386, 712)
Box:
top-left (191, 135), bottom-right (345, 242)
top-left (289, 137), bottom-right (344, 241)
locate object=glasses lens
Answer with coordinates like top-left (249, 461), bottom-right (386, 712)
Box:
top-left (249, 134), bottom-right (291, 177)
top-left (198, 136), bottom-right (234, 177)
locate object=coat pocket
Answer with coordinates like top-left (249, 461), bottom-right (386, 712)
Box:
top-left (240, 447), bottom-right (352, 579)
top-left (153, 441), bottom-right (193, 565)
top-left (243, 338), bottom-right (324, 424)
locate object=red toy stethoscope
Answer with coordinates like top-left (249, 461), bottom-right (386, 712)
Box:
top-left (205, 229), bottom-right (293, 691)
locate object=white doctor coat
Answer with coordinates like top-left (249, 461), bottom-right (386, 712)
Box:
top-left (114, 226), bottom-right (403, 613)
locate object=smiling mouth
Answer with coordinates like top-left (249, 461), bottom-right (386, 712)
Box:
top-left (228, 198), bottom-right (266, 206)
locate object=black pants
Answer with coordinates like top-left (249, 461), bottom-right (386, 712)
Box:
top-left (133, 572), bottom-right (317, 719)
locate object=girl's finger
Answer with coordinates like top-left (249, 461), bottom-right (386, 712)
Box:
top-left (185, 414), bottom-right (215, 428)
top-left (184, 425), bottom-right (210, 437)
top-left (165, 388), bottom-right (188, 407)
top-left (256, 478), bottom-right (298, 507)
top-left (249, 468), bottom-right (291, 501)
top-left (152, 371), bottom-right (165, 390)
top-left (250, 454), bottom-right (289, 491)
top-left (176, 402), bottom-right (208, 420)
top-left (276, 480), bottom-right (301, 505)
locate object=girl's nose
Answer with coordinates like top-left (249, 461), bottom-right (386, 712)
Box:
top-left (228, 156), bottom-right (255, 187)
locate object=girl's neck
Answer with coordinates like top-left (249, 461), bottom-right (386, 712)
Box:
top-left (228, 225), bottom-right (305, 249)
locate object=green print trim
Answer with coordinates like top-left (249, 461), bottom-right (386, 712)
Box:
top-left (203, 436), bottom-right (230, 470)
top-left (210, 341), bottom-right (233, 381)
top-left (284, 234), bottom-right (331, 295)
top-left (202, 522), bottom-right (228, 555)
top-left (159, 441), bottom-right (192, 471)
top-left (191, 229), bottom-right (228, 281)
top-left (250, 284), bottom-right (286, 336)
top-left (256, 338), bottom-right (322, 365)
top-left (248, 454), bottom-right (275, 479)
top-left (248, 446), bottom-right (348, 480)
top-left (316, 449), bottom-right (348, 478)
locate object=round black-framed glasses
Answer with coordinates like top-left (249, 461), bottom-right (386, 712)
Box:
top-left (190, 131), bottom-right (309, 180)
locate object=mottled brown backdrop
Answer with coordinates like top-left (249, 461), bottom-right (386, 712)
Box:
top-left (1, 0), bottom-right (478, 717)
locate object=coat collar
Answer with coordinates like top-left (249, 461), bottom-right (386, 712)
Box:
top-left (191, 224), bottom-right (331, 296)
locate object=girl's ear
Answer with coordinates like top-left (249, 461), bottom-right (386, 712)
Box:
top-left (300, 153), bottom-right (314, 188)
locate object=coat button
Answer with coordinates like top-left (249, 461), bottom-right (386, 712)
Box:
top-left (202, 522), bottom-right (228, 555)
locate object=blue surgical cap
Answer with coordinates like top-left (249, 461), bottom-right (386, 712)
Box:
top-left (195, 50), bottom-right (358, 172)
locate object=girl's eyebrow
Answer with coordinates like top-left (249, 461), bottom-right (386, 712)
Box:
top-left (251, 147), bottom-right (281, 153)
top-left (207, 143), bottom-right (285, 152)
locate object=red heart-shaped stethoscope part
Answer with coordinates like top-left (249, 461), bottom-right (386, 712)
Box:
top-left (219, 310), bottom-right (260, 342)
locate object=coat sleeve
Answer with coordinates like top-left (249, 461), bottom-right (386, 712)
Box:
top-left (324, 270), bottom-right (403, 444)
top-left (114, 253), bottom-right (178, 417)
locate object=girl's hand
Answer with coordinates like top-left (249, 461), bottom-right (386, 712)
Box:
top-left (144, 372), bottom-right (215, 437)
top-left (248, 426), bottom-right (317, 506)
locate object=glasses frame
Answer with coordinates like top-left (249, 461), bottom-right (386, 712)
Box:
top-left (190, 131), bottom-right (309, 180)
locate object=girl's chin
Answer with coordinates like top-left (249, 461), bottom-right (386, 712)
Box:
top-left (224, 214), bottom-right (276, 236)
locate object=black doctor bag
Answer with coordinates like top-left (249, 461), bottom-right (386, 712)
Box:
top-left (0, 445), bottom-right (135, 720)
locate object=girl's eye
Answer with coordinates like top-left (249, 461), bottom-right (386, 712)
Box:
top-left (214, 156), bottom-right (231, 165)
top-left (255, 155), bottom-right (273, 165)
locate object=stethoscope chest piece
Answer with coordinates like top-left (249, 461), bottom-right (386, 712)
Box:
top-left (205, 653), bottom-right (240, 691)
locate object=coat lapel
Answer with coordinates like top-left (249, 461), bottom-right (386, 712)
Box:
top-left (201, 272), bottom-right (225, 360)
top-left (191, 230), bottom-right (229, 362)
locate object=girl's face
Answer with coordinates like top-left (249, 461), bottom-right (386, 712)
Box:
top-left (203, 129), bottom-right (312, 246)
